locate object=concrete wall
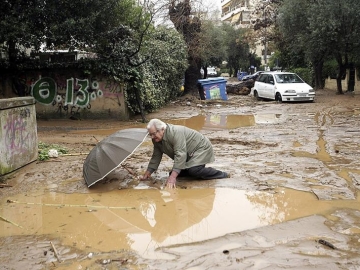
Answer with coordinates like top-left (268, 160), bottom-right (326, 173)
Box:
top-left (324, 69), bottom-right (360, 92)
top-left (0, 97), bottom-right (38, 175)
top-left (0, 70), bottom-right (129, 120)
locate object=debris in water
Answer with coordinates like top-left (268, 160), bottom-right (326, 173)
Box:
top-left (318, 239), bottom-right (336, 249)
top-left (50, 241), bottom-right (62, 262)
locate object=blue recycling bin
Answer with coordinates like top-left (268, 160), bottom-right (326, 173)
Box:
top-left (197, 77), bottom-right (228, 101)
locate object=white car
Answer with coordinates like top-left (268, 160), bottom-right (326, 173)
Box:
top-left (253, 72), bottom-right (315, 102)
top-left (201, 67), bottom-right (217, 77)
top-left (207, 67), bottom-right (217, 77)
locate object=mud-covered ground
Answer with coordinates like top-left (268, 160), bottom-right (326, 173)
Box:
top-left (1, 81), bottom-right (360, 270)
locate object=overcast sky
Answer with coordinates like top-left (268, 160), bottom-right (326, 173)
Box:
top-left (153, 0), bottom-right (222, 26)
top-left (199, 0), bottom-right (222, 12)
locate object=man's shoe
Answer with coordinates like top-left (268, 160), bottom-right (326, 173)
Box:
top-left (223, 172), bottom-right (231, 178)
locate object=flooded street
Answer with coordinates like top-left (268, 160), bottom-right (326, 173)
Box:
top-left (1, 88), bottom-right (360, 269)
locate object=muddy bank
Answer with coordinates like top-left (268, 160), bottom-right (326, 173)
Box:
top-left (1, 87), bottom-right (360, 269)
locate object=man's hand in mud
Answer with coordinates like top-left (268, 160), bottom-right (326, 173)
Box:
top-left (166, 170), bottom-right (179, 189)
top-left (140, 171), bottom-right (151, 181)
top-left (166, 176), bottom-right (177, 189)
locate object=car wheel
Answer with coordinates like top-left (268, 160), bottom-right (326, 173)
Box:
top-left (275, 92), bottom-right (282, 102)
top-left (254, 90), bottom-right (261, 101)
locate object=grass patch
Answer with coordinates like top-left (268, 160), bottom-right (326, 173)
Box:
top-left (38, 142), bottom-right (69, 161)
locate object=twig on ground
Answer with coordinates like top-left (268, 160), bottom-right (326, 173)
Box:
top-left (60, 153), bottom-right (88, 156)
top-left (50, 241), bottom-right (62, 262)
top-left (0, 215), bottom-right (23, 228)
top-left (318, 239), bottom-right (336, 249)
top-left (121, 164), bottom-right (138, 178)
top-left (6, 199), bottom-right (135, 210)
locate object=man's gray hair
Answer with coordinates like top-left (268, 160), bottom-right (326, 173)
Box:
top-left (147, 119), bottom-right (167, 130)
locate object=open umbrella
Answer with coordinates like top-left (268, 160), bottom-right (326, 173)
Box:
top-left (83, 128), bottom-right (148, 187)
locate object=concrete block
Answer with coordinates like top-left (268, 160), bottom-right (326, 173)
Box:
top-left (0, 97), bottom-right (38, 175)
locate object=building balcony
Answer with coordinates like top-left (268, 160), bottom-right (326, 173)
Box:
top-left (221, 0), bottom-right (231, 6)
top-left (221, 6), bottom-right (248, 21)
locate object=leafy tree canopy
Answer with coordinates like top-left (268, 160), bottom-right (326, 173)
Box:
top-left (221, 23), bottom-right (249, 76)
top-left (125, 27), bottom-right (188, 114)
top-left (0, 0), bottom-right (189, 121)
top-left (199, 21), bottom-right (227, 70)
top-left (277, 0), bottom-right (360, 91)
top-left (0, 0), bottom-right (143, 66)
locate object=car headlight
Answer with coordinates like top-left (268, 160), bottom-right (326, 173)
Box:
top-left (309, 89), bottom-right (315, 92)
top-left (284, 90), bottom-right (296, 93)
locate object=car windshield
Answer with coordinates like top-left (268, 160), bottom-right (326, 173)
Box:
top-left (274, 74), bottom-right (304, 83)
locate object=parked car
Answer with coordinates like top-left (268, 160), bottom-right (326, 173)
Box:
top-left (200, 67), bottom-right (217, 77)
top-left (252, 72), bottom-right (315, 102)
top-left (207, 67), bottom-right (217, 77)
top-left (237, 71), bottom-right (248, 81)
top-left (242, 71), bottom-right (264, 81)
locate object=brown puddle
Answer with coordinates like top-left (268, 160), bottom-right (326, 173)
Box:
top-left (15, 111), bottom-right (358, 268)
top-left (1, 187), bottom-right (359, 260)
top-left (70, 114), bottom-right (284, 135)
top-left (292, 126), bottom-right (360, 190)
top-left (169, 114), bottom-right (286, 128)
top-left (292, 130), bottom-right (332, 162)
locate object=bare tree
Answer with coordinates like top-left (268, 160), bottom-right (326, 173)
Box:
top-left (168, 0), bottom-right (203, 95)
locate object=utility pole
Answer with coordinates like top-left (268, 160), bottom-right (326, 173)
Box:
top-left (263, 4), bottom-right (271, 68)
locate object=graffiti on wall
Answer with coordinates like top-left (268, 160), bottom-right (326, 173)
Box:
top-left (5, 74), bottom-right (125, 116)
top-left (31, 77), bottom-right (104, 108)
top-left (12, 77), bottom-right (31, 96)
top-left (3, 108), bottom-right (32, 155)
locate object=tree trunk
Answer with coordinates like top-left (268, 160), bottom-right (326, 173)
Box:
top-left (336, 73), bottom-right (344, 94)
top-left (185, 57), bottom-right (202, 96)
top-left (133, 81), bottom-right (147, 123)
top-left (169, 0), bottom-right (202, 96)
top-left (335, 53), bottom-right (346, 94)
top-left (202, 64), bottom-right (208, 79)
top-left (229, 67), bottom-right (234, 77)
top-left (313, 60), bottom-right (324, 89)
top-left (8, 40), bottom-right (17, 67)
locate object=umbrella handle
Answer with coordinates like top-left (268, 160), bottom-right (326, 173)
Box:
top-left (121, 164), bottom-right (138, 178)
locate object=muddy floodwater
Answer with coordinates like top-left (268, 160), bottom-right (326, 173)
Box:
top-left (1, 88), bottom-right (360, 269)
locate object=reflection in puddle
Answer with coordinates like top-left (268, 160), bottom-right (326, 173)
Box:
top-left (1, 187), bottom-right (359, 259)
top-left (170, 114), bottom-right (284, 131)
top-left (292, 130), bottom-right (332, 162)
top-left (169, 115), bottom-right (255, 131)
top-left (70, 114), bottom-right (284, 136)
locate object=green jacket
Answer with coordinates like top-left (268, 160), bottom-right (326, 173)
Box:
top-left (147, 124), bottom-right (215, 172)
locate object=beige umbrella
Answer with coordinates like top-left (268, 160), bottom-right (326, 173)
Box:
top-left (83, 128), bottom-right (148, 187)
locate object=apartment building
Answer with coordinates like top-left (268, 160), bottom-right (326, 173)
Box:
top-left (221, 0), bottom-right (270, 66)
top-left (220, 0), bottom-right (253, 27)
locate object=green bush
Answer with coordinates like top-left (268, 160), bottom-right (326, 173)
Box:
top-left (290, 67), bottom-right (312, 85)
top-left (323, 60), bottom-right (338, 79)
top-left (220, 68), bottom-right (229, 74)
top-left (124, 27), bottom-right (188, 114)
